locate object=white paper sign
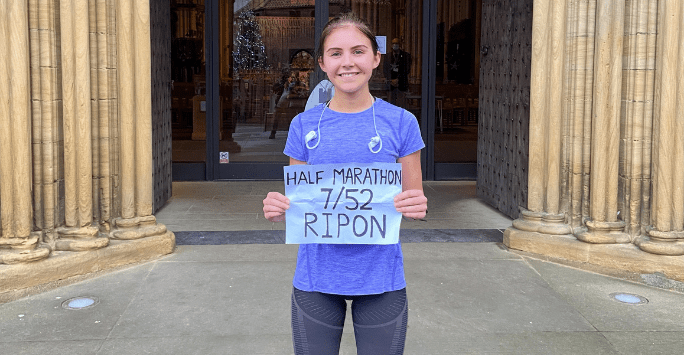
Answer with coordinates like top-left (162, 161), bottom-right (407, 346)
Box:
top-left (285, 163), bottom-right (403, 244)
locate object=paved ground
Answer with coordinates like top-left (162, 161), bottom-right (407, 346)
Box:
top-left (1, 181), bottom-right (683, 354)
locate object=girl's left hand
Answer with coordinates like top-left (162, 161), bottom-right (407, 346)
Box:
top-left (394, 189), bottom-right (427, 219)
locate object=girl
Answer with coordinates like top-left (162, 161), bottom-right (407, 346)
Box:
top-left (263, 12), bottom-right (427, 355)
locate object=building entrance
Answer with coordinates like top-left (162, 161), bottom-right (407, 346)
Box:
top-left (170, 0), bottom-right (482, 181)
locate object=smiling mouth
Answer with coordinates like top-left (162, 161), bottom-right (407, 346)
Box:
top-left (339, 73), bottom-right (358, 77)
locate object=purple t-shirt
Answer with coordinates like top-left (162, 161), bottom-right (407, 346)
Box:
top-left (284, 98), bottom-right (425, 295)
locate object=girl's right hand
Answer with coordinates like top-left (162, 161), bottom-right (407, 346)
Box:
top-left (263, 192), bottom-right (290, 222)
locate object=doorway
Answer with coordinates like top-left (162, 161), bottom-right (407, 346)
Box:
top-left (169, 0), bottom-right (482, 181)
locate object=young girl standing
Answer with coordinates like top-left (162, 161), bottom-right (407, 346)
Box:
top-left (263, 12), bottom-right (427, 355)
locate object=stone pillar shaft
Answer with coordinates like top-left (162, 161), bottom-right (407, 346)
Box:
top-left (111, 0), bottom-right (164, 241)
top-left (576, 0), bottom-right (630, 244)
top-left (117, 0), bottom-right (136, 220)
top-left (620, 0), bottom-right (657, 237)
top-left (0, 0), bottom-right (50, 264)
top-left (589, 0), bottom-right (623, 221)
top-left (60, 0), bottom-right (94, 228)
top-left (116, 0), bottom-right (153, 219)
top-left (528, 0), bottom-right (567, 215)
top-left (1, 0), bottom-right (33, 238)
top-left (512, 0), bottom-right (572, 236)
top-left (134, 0), bottom-right (153, 218)
top-left (638, 0), bottom-right (684, 255)
top-left (565, 0), bottom-right (595, 228)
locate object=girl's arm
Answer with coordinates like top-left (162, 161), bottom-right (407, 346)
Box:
top-left (263, 158), bottom-right (306, 222)
top-left (394, 150), bottom-right (428, 219)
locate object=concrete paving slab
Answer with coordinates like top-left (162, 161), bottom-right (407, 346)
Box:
top-left (107, 261), bottom-right (294, 339)
top-left (402, 242), bottom-right (518, 260)
top-left (163, 218), bottom-right (276, 232)
top-left (163, 245), bottom-right (299, 263)
top-left (602, 331), bottom-right (684, 355)
top-left (525, 258), bottom-right (684, 331)
top-left (98, 335), bottom-right (295, 355)
top-left (177, 212), bottom-right (261, 220)
top-left (0, 263), bottom-right (154, 342)
top-left (404, 332), bottom-right (620, 355)
top-left (186, 197), bottom-right (266, 213)
top-left (4, 239), bottom-right (684, 354)
top-left (1, 340), bottom-right (104, 355)
top-left (404, 259), bottom-right (595, 333)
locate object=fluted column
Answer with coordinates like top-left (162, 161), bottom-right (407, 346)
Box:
top-left (56, 0), bottom-right (109, 251)
top-left (637, 0), bottom-right (684, 255)
top-left (111, 0), bottom-right (166, 240)
top-left (511, 0), bottom-right (572, 235)
top-left (28, 0), bottom-right (61, 239)
top-left (619, 0), bottom-right (657, 238)
top-left (576, 0), bottom-right (630, 243)
top-left (564, 0), bottom-right (595, 229)
top-left (0, 0), bottom-right (50, 264)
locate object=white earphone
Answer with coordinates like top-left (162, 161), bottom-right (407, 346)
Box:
top-left (305, 94), bottom-right (382, 154)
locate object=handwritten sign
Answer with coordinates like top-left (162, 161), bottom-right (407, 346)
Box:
top-left (285, 163), bottom-right (403, 244)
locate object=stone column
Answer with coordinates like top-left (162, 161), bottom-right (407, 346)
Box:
top-left (564, 0), bottom-right (595, 229)
top-left (0, 0), bottom-right (50, 264)
top-left (91, 0), bottom-right (116, 227)
top-left (28, 0), bottom-right (61, 239)
top-left (56, 0), bottom-right (109, 251)
top-left (619, 0), bottom-right (657, 237)
top-left (510, 0), bottom-right (572, 236)
top-left (636, 0), bottom-right (684, 255)
top-left (575, 0), bottom-right (630, 244)
top-left (111, 0), bottom-right (167, 240)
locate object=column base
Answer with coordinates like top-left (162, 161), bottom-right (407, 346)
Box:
top-left (504, 227), bottom-right (684, 282)
top-left (55, 226), bottom-right (110, 252)
top-left (511, 209), bottom-right (572, 235)
top-left (0, 235), bottom-right (51, 264)
top-left (635, 232), bottom-right (684, 256)
top-left (110, 216), bottom-right (168, 240)
top-left (575, 220), bottom-right (631, 244)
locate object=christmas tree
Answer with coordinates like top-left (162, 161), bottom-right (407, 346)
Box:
top-left (233, 10), bottom-right (269, 73)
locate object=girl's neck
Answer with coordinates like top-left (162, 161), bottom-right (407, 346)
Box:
top-left (328, 89), bottom-right (373, 113)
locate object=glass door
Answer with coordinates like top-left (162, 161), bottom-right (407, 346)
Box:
top-left (170, 0), bottom-right (318, 180)
top-left (170, 0), bottom-right (207, 180)
top-left (214, 0), bottom-right (317, 179)
top-left (431, 0), bottom-right (480, 179)
top-left (170, 0), bottom-right (480, 181)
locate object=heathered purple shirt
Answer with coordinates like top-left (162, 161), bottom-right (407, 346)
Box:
top-left (284, 98), bottom-right (425, 295)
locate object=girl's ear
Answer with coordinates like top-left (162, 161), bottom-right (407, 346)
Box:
top-left (318, 56), bottom-right (327, 72)
top-left (372, 51), bottom-right (381, 69)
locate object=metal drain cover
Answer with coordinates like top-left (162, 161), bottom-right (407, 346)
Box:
top-left (609, 292), bottom-right (648, 305)
top-left (62, 297), bottom-right (99, 310)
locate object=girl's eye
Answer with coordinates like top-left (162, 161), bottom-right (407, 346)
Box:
top-left (330, 52), bottom-right (341, 57)
top-left (354, 50), bottom-right (364, 55)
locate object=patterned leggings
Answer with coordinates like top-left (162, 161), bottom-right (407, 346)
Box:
top-left (291, 287), bottom-right (408, 355)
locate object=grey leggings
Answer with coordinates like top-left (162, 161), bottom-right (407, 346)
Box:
top-left (291, 287), bottom-right (408, 355)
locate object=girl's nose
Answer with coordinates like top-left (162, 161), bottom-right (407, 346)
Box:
top-left (341, 53), bottom-right (353, 66)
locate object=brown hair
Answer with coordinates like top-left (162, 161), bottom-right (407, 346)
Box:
top-left (316, 12), bottom-right (379, 63)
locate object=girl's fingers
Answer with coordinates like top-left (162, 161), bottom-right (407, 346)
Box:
top-left (263, 192), bottom-right (291, 221)
top-left (393, 189), bottom-right (427, 219)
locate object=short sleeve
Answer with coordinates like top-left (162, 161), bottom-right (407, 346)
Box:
top-left (398, 110), bottom-right (425, 158)
top-left (284, 113), bottom-right (307, 162)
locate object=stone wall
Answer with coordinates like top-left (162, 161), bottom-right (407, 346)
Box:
top-left (505, 0), bottom-right (684, 281)
top-left (0, 0), bottom-right (174, 301)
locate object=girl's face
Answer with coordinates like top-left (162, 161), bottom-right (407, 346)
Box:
top-left (318, 25), bottom-right (381, 98)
